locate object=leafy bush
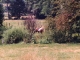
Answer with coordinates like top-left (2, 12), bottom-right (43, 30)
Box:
top-left (33, 32), bottom-right (52, 44)
top-left (0, 26), bottom-right (7, 39)
top-left (52, 30), bottom-right (67, 43)
top-left (2, 27), bottom-right (29, 44)
top-left (40, 38), bottom-right (52, 44)
top-left (46, 16), bottom-right (70, 43)
top-left (0, 26), bottom-right (7, 44)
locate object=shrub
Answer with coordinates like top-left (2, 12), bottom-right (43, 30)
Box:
top-left (46, 17), bottom-right (56, 43)
top-left (33, 32), bottom-right (52, 44)
top-left (2, 27), bottom-right (29, 44)
top-left (0, 26), bottom-right (7, 44)
top-left (46, 16), bottom-right (70, 43)
top-left (40, 38), bottom-right (52, 44)
top-left (0, 26), bottom-right (7, 39)
top-left (52, 30), bottom-right (67, 43)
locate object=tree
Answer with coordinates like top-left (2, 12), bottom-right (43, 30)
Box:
top-left (0, 4), bottom-right (4, 41)
top-left (59, 0), bottom-right (80, 42)
top-left (66, 0), bottom-right (80, 42)
top-left (9, 0), bottom-right (25, 19)
top-left (0, 4), bottom-right (4, 26)
top-left (47, 0), bottom-right (80, 43)
top-left (24, 18), bottom-right (37, 43)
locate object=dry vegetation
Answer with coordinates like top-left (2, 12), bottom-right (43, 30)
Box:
top-left (0, 43), bottom-right (80, 60)
top-left (3, 20), bottom-right (46, 28)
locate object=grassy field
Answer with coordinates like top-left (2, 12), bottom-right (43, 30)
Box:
top-left (0, 43), bottom-right (80, 60)
top-left (3, 20), bottom-right (47, 28)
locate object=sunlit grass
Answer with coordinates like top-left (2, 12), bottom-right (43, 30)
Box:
top-left (0, 43), bottom-right (80, 60)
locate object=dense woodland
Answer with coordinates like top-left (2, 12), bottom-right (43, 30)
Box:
top-left (2, 0), bottom-right (65, 19)
top-left (2, 0), bottom-right (80, 19)
top-left (0, 0), bottom-right (80, 44)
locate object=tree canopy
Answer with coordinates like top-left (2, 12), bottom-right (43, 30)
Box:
top-left (9, 0), bottom-right (25, 19)
top-left (0, 4), bottom-right (4, 26)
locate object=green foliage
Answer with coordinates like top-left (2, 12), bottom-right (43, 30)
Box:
top-left (0, 26), bottom-right (7, 44)
top-left (39, 38), bottom-right (52, 44)
top-left (46, 0), bottom-right (80, 43)
top-left (46, 17), bottom-right (55, 40)
top-left (65, 0), bottom-right (80, 42)
top-left (71, 16), bottom-right (80, 42)
top-left (0, 4), bottom-right (4, 26)
top-left (0, 26), bottom-right (7, 39)
top-left (23, 0), bottom-right (56, 16)
top-left (46, 17), bottom-right (70, 43)
top-left (0, 26), bottom-right (7, 33)
top-left (33, 31), bottom-right (52, 44)
top-left (9, 0), bottom-right (25, 18)
top-left (52, 30), bottom-right (67, 43)
top-left (2, 27), bottom-right (29, 44)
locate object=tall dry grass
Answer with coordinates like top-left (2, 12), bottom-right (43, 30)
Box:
top-left (0, 44), bottom-right (80, 60)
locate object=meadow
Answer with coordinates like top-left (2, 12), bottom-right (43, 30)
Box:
top-left (0, 43), bottom-right (80, 60)
top-left (3, 20), bottom-right (46, 28)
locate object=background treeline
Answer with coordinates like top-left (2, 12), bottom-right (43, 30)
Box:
top-left (3, 0), bottom-right (60, 19)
